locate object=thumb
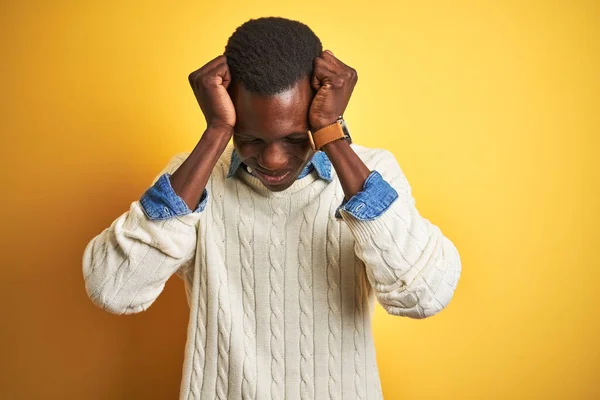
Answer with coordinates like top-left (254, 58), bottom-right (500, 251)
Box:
top-left (215, 62), bottom-right (232, 89)
top-left (311, 73), bottom-right (321, 91)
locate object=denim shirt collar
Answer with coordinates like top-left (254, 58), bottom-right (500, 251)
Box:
top-left (226, 149), bottom-right (333, 182)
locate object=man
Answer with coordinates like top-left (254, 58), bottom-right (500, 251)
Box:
top-left (83, 17), bottom-right (461, 400)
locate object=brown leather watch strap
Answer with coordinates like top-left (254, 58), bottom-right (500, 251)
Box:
top-left (308, 120), bottom-right (345, 150)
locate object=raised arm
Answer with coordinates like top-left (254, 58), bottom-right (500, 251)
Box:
top-left (82, 55), bottom-right (236, 315)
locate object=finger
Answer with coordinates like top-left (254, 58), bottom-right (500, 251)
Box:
top-left (219, 62), bottom-right (232, 89)
top-left (322, 50), bottom-right (338, 63)
top-left (321, 50), bottom-right (353, 71)
top-left (189, 55), bottom-right (226, 82)
top-left (197, 55), bottom-right (226, 74)
top-left (199, 56), bottom-right (230, 83)
top-left (208, 61), bottom-right (232, 88)
top-left (313, 56), bottom-right (338, 79)
top-left (311, 72), bottom-right (321, 91)
top-left (206, 55), bottom-right (226, 69)
top-left (312, 70), bottom-right (334, 91)
top-left (203, 56), bottom-right (227, 75)
top-left (314, 55), bottom-right (338, 71)
top-left (312, 61), bottom-right (338, 92)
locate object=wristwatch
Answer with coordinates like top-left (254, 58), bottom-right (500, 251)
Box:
top-left (307, 116), bottom-right (352, 151)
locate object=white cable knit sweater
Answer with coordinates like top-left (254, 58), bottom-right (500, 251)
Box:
top-left (83, 144), bottom-right (461, 399)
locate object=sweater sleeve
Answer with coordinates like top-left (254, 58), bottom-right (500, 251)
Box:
top-left (339, 150), bottom-right (462, 319)
top-left (82, 153), bottom-right (200, 315)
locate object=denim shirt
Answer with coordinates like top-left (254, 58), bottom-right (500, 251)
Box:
top-left (140, 149), bottom-right (398, 221)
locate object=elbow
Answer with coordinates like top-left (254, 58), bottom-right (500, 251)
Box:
top-left (104, 301), bottom-right (153, 316)
top-left (378, 288), bottom-right (456, 319)
top-left (87, 293), bottom-right (124, 315)
top-left (389, 236), bottom-right (462, 319)
top-left (82, 242), bottom-right (157, 316)
top-left (83, 271), bottom-right (156, 316)
top-left (376, 265), bottom-right (460, 319)
top-left (85, 283), bottom-right (154, 315)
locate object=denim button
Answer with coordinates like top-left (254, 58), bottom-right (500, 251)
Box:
top-left (163, 206), bottom-right (170, 216)
top-left (355, 203), bottom-right (365, 212)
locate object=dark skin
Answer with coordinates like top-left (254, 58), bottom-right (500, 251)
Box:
top-left (170, 50), bottom-right (371, 209)
top-left (229, 77), bottom-right (315, 191)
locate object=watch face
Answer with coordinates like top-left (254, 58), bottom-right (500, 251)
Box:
top-left (340, 119), bottom-right (352, 144)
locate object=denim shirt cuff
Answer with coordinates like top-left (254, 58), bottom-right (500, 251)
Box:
top-left (140, 173), bottom-right (208, 220)
top-left (335, 171), bottom-right (398, 221)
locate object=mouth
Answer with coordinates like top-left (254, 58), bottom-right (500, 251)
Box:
top-left (254, 169), bottom-right (291, 185)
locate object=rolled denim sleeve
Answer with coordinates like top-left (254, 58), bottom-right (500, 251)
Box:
top-left (140, 173), bottom-right (208, 220)
top-left (335, 171), bottom-right (398, 220)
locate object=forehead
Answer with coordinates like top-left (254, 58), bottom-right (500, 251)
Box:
top-left (231, 79), bottom-right (312, 137)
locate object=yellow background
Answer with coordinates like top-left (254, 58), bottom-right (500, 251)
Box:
top-left (1, 0), bottom-right (598, 398)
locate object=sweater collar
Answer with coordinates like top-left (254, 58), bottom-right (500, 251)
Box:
top-left (226, 149), bottom-right (333, 182)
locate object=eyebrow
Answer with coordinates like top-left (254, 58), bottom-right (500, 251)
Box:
top-left (285, 132), bottom-right (308, 138)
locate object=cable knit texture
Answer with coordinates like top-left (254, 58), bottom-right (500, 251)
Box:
top-left (82, 145), bottom-right (461, 399)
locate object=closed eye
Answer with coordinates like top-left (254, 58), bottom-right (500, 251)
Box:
top-left (284, 136), bottom-right (308, 144)
top-left (237, 136), bottom-right (263, 144)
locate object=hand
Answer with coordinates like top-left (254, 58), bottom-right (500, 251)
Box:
top-left (188, 55), bottom-right (236, 132)
top-left (309, 50), bottom-right (358, 131)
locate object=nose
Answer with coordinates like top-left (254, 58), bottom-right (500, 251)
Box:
top-left (257, 142), bottom-right (287, 171)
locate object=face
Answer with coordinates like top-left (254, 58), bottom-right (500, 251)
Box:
top-left (230, 78), bottom-right (316, 191)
